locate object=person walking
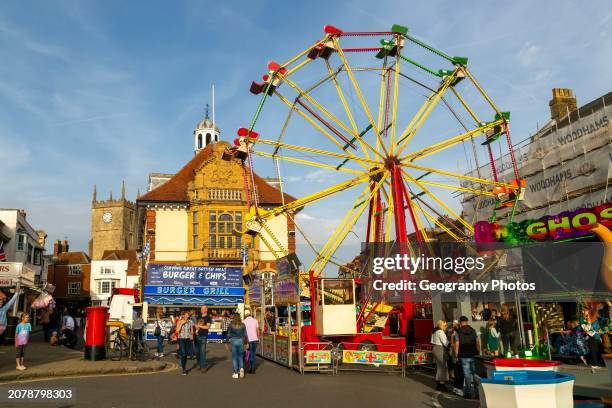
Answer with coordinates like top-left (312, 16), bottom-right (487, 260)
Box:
top-left (454, 316), bottom-right (480, 399)
top-left (153, 312), bottom-right (166, 357)
top-left (227, 313), bottom-right (247, 379)
top-left (497, 306), bottom-right (518, 356)
top-left (195, 306), bottom-right (212, 372)
top-left (15, 313), bottom-right (32, 370)
top-left (132, 312), bottom-right (145, 353)
top-left (221, 310), bottom-right (231, 342)
top-left (431, 320), bottom-right (449, 391)
top-left (60, 309), bottom-right (77, 349)
top-left (176, 311), bottom-right (195, 375)
top-left (486, 319), bottom-right (501, 356)
top-left (38, 308), bottom-right (51, 343)
top-left (243, 309), bottom-right (259, 373)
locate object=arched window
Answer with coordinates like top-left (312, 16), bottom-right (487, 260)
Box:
top-left (209, 210), bottom-right (242, 249)
top-left (197, 134), bottom-right (203, 149)
top-left (206, 133), bottom-right (212, 145)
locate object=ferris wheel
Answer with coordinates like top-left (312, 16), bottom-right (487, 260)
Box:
top-left (227, 24), bottom-right (525, 279)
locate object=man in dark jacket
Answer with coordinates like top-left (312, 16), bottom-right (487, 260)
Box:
top-left (454, 316), bottom-right (480, 399)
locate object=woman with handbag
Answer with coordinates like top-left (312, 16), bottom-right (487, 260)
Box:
top-left (431, 320), bottom-right (449, 391)
top-left (176, 311), bottom-right (195, 375)
top-left (227, 313), bottom-right (248, 379)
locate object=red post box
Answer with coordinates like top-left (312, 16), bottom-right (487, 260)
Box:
top-left (84, 306), bottom-right (108, 361)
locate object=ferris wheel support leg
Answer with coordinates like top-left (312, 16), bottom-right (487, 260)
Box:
top-left (390, 164), bottom-right (413, 332)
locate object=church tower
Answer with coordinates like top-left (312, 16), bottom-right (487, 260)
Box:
top-left (193, 104), bottom-right (220, 154)
top-left (90, 181), bottom-right (137, 260)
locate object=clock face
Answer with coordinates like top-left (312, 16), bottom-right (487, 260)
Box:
top-left (102, 212), bottom-right (113, 224)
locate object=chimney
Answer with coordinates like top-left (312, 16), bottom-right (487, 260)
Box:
top-left (549, 88), bottom-right (577, 122)
top-left (63, 240), bottom-right (69, 253)
top-left (53, 240), bottom-right (62, 256)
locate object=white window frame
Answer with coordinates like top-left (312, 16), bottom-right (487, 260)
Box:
top-left (99, 266), bottom-right (114, 275)
top-left (68, 265), bottom-right (82, 276)
top-left (16, 233), bottom-right (26, 251)
top-left (97, 280), bottom-right (116, 294)
top-left (68, 282), bottom-right (81, 295)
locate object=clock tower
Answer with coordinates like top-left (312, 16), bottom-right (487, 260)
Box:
top-left (90, 181), bottom-right (138, 260)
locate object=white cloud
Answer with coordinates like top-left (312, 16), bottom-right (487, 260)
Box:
top-left (517, 42), bottom-right (541, 67)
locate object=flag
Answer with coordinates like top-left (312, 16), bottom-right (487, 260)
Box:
top-left (242, 245), bottom-right (249, 265)
top-left (139, 240), bottom-right (150, 260)
top-left (0, 241), bottom-right (6, 262)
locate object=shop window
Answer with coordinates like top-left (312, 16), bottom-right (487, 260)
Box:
top-left (68, 282), bottom-right (81, 295)
top-left (69, 265), bottom-right (82, 276)
top-left (208, 210), bottom-right (243, 248)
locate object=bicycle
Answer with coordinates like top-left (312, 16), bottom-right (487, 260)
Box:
top-left (131, 331), bottom-right (151, 361)
top-left (107, 327), bottom-right (130, 361)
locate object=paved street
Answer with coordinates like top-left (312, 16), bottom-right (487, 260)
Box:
top-left (0, 343), bottom-right (477, 408)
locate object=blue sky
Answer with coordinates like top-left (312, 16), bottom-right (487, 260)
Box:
top-left (1, 0), bottom-right (611, 266)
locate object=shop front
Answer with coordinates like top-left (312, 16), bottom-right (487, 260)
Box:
top-left (143, 264), bottom-right (245, 341)
top-left (0, 262), bottom-right (39, 343)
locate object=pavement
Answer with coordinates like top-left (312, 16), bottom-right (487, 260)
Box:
top-left (0, 330), bottom-right (169, 384)
top-left (0, 342), bottom-right (478, 408)
top-left (560, 364), bottom-right (612, 399)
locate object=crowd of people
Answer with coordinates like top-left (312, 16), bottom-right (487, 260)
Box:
top-left (153, 306), bottom-right (260, 378)
top-left (431, 305), bottom-right (522, 399)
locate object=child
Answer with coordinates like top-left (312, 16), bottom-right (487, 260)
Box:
top-left (15, 313), bottom-right (32, 370)
top-left (486, 319), bottom-right (501, 356)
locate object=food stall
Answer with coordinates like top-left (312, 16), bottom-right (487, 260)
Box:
top-left (142, 264), bottom-right (245, 341)
top-left (250, 272), bottom-right (301, 370)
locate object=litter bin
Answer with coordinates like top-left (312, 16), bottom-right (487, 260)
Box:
top-left (84, 306), bottom-right (108, 361)
top-left (484, 357), bottom-right (561, 378)
top-left (479, 370), bottom-right (575, 408)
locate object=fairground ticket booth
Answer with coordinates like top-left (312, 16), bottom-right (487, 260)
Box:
top-left (249, 272), bottom-right (301, 370)
top-left (143, 265), bottom-right (245, 341)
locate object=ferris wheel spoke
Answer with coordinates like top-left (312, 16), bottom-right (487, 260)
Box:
top-left (399, 119), bottom-right (505, 162)
top-left (256, 168), bottom-right (385, 221)
top-left (394, 70), bottom-right (458, 157)
top-left (389, 50), bottom-right (401, 155)
top-left (257, 138), bottom-right (381, 166)
top-left (401, 168), bottom-right (473, 233)
top-left (413, 194), bottom-right (468, 238)
top-left (331, 36), bottom-right (390, 157)
top-left (310, 182), bottom-right (373, 273)
top-left (417, 179), bottom-right (497, 197)
top-left (450, 87), bottom-right (482, 124)
top-left (376, 61), bottom-right (389, 155)
top-left (399, 162), bottom-right (516, 190)
top-left (281, 37), bottom-right (329, 69)
top-left (463, 68), bottom-right (505, 119)
top-left (323, 60), bottom-right (379, 161)
top-left (311, 175), bottom-right (387, 276)
top-left (253, 150), bottom-right (363, 175)
top-left (283, 76), bottom-right (382, 161)
top-left (411, 199), bottom-right (464, 242)
top-left (273, 90), bottom-right (369, 170)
